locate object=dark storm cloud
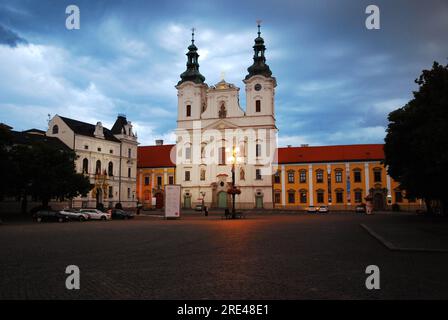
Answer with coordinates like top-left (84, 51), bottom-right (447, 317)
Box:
top-left (0, 0), bottom-right (447, 146)
top-left (0, 24), bottom-right (27, 47)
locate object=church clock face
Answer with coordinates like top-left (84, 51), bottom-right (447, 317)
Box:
top-left (254, 83), bottom-right (262, 91)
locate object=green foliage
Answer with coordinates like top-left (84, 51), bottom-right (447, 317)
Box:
top-left (384, 62), bottom-right (448, 213)
top-left (1, 134), bottom-right (92, 207)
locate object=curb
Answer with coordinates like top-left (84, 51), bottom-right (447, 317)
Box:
top-left (360, 223), bottom-right (448, 253)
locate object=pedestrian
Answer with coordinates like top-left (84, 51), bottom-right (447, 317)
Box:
top-left (204, 206), bottom-right (208, 216)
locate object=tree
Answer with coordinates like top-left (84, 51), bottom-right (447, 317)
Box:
top-left (384, 62), bottom-right (448, 215)
top-left (8, 140), bottom-right (92, 212)
top-left (0, 126), bottom-right (14, 198)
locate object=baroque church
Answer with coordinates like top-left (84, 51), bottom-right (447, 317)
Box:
top-left (174, 25), bottom-right (277, 209)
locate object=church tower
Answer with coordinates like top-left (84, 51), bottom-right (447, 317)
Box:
top-left (243, 23), bottom-right (277, 120)
top-left (176, 29), bottom-right (208, 122)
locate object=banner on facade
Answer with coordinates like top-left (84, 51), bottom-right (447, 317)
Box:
top-left (165, 184), bottom-right (181, 219)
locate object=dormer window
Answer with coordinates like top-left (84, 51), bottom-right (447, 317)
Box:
top-left (52, 125), bottom-right (59, 134)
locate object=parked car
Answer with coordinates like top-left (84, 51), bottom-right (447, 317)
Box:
top-left (80, 209), bottom-right (111, 221)
top-left (355, 203), bottom-right (366, 213)
top-left (306, 206), bottom-right (317, 213)
top-left (34, 210), bottom-right (70, 223)
top-left (110, 209), bottom-right (134, 220)
top-left (60, 209), bottom-right (90, 221)
top-left (194, 204), bottom-right (204, 212)
top-left (317, 205), bottom-right (329, 213)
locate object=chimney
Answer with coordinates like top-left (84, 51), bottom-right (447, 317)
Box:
top-left (155, 139), bottom-right (163, 146)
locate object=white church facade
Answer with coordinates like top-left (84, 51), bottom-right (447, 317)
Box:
top-left (173, 26), bottom-right (278, 209)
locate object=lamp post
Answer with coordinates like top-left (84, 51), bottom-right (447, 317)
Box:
top-left (228, 146), bottom-right (241, 219)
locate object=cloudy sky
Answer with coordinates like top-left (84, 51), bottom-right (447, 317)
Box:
top-left (0, 0), bottom-right (447, 146)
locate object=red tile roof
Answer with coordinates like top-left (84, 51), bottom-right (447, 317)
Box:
top-left (277, 144), bottom-right (384, 164)
top-left (138, 144), bottom-right (385, 168)
top-left (137, 144), bottom-right (176, 168)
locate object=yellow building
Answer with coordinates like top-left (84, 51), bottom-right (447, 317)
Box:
top-left (137, 143), bottom-right (422, 211)
top-left (273, 144), bottom-right (423, 211)
top-left (137, 143), bottom-right (176, 209)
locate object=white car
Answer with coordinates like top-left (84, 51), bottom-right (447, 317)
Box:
top-left (59, 209), bottom-right (90, 221)
top-left (306, 206), bottom-right (317, 213)
top-left (317, 206), bottom-right (329, 213)
top-left (80, 209), bottom-right (111, 221)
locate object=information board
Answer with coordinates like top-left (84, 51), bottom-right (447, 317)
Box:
top-left (164, 184), bottom-right (181, 219)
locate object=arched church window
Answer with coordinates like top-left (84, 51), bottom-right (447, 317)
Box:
top-left (255, 100), bottom-right (261, 112)
top-left (95, 160), bottom-right (101, 175)
top-left (52, 125), bottom-right (59, 134)
top-left (82, 158), bottom-right (88, 174)
top-left (108, 161), bottom-right (113, 176)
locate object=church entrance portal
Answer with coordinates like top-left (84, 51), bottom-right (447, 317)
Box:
top-left (218, 191), bottom-right (227, 208)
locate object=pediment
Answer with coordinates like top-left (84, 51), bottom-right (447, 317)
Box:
top-left (203, 118), bottom-right (239, 130)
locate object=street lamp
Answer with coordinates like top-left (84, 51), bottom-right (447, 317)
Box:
top-left (227, 146), bottom-right (242, 219)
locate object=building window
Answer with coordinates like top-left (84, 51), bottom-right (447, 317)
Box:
top-left (395, 191), bottom-right (403, 203)
top-left (288, 191), bottom-right (295, 204)
top-left (274, 193), bottom-right (281, 204)
top-left (108, 161), bottom-right (113, 176)
top-left (95, 160), bottom-right (101, 174)
top-left (52, 125), bottom-right (59, 134)
top-left (316, 170), bottom-right (324, 183)
top-left (108, 186), bottom-right (113, 199)
top-left (336, 190), bottom-right (344, 203)
top-left (185, 146), bottom-right (191, 160)
top-left (255, 100), bottom-right (261, 112)
top-left (200, 168), bottom-right (206, 181)
top-left (144, 176), bottom-right (150, 186)
top-left (374, 169), bottom-right (382, 182)
top-left (157, 176), bottom-right (162, 187)
top-left (97, 147), bottom-right (102, 152)
top-left (82, 158), bottom-right (88, 174)
top-left (274, 171), bottom-right (280, 184)
top-left (84, 145), bottom-right (89, 150)
top-left (186, 105), bottom-right (191, 117)
top-left (128, 148), bottom-right (132, 158)
top-left (128, 167), bottom-right (131, 178)
top-left (317, 190), bottom-right (324, 203)
top-left (255, 169), bottom-right (262, 180)
top-left (299, 190), bottom-right (307, 203)
top-left (335, 170), bottom-right (343, 183)
top-left (185, 170), bottom-right (190, 181)
top-left (299, 170), bottom-right (306, 183)
top-left (127, 188), bottom-right (131, 199)
top-left (354, 190), bottom-right (363, 203)
top-left (219, 147), bottom-right (226, 165)
top-left (256, 144), bottom-right (261, 157)
top-left (169, 176), bottom-right (174, 185)
top-left (109, 149), bottom-right (113, 154)
top-left (354, 170), bottom-right (362, 183)
top-left (288, 171), bottom-right (295, 183)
